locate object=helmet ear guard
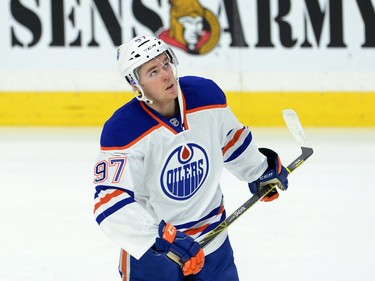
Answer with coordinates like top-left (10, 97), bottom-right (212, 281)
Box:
top-left (125, 75), bottom-right (137, 86)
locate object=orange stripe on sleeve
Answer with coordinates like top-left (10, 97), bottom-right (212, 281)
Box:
top-left (222, 127), bottom-right (245, 155)
top-left (184, 205), bottom-right (225, 236)
top-left (94, 189), bottom-right (125, 212)
top-left (184, 224), bottom-right (209, 236)
top-left (218, 204), bottom-right (225, 214)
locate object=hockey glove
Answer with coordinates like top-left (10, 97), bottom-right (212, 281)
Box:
top-left (248, 148), bottom-right (289, 202)
top-left (155, 220), bottom-right (204, 276)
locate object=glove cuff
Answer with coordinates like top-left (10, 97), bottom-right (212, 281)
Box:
top-left (158, 220), bottom-right (177, 243)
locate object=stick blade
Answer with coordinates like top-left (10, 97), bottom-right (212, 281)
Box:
top-left (282, 109), bottom-right (311, 148)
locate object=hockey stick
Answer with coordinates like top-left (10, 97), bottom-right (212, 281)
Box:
top-left (167, 109), bottom-right (313, 266)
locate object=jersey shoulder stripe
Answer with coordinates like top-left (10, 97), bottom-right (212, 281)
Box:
top-left (179, 76), bottom-right (227, 111)
top-left (100, 76), bottom-right (227, 150)
top-left (100, 98), bottom-right (159, 149)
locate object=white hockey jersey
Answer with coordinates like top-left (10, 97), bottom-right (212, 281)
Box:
top-left (93, 76), bottom-right (267, 260)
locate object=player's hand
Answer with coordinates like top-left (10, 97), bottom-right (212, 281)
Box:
top-left (248, 148), bottom-right (289, 202)
top-left (261, 188), bottom-right (280, 202)
top-left (155, 220), bottom-right (204, 276)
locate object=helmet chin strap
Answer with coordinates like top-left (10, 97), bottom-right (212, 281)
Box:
top-left (176, 79), bottom-right (185, 130)
top-left (133, 85), bottom-right (153, 104)
top-left (172, 63), bottom-right (185, 130)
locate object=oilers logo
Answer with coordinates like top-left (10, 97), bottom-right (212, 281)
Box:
top-left (161, 143), bottom-right (209, 200)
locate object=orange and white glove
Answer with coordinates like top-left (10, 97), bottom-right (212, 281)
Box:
top-left (155, 220), bottom-right (204, 276)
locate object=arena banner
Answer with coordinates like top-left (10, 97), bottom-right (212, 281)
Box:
top-left (0, 0), bottom-right (374, 126)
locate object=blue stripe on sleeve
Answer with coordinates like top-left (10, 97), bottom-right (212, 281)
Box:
top-left (96, 197), bottom-right (135, 225)
top-left (224, 132), bottom-right (252, 163)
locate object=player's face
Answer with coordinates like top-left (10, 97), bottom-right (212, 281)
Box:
top-left (137, 53), bottom-right (178, 109)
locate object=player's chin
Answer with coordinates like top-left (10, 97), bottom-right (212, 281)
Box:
top-left (165, 87), bottom-right (178, 98)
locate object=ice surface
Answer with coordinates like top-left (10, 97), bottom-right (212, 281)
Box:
top-left (0, 127), bottom-right (374, 281)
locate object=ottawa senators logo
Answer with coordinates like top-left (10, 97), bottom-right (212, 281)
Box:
top-left (160, 143), bottom-right (209, 200)
top-left (158, 0), bottom-right (220, 55)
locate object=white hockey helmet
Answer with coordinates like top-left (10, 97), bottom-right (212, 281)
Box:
top-left (116, 35), bottom-right (179, 103)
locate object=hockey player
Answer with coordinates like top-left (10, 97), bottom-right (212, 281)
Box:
top-left (93, 35), bottom-right (289, 280)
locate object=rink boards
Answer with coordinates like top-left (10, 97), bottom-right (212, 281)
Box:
top-left (1, 91), bottom-right (374, 127)
top-left (1, 1), bottom-right (374, 127)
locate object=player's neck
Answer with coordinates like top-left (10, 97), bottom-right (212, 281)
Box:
top-left (150, 98), bottom-right (179, 118)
